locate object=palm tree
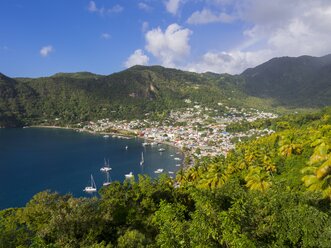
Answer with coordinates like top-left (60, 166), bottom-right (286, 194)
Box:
top-left (176, 169), bottom-right (187, 185)
top-left (262, 154), bottom-right (277, 173)
top-left (245, 167), bottom-right (272, 192)
top-left (197, 163), bottom-right (228, 189)
top-left (278, 132), bottom-right (302, 157)
top-left (186, 165), bottom-right (201, 183)
top-left (301, 141), bottom-right (331, 198)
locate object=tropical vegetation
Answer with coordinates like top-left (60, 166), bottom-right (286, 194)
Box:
top-left (1, 107), bottom-right (331, 247)
top-left (2, 54), bottom-right (331, 128)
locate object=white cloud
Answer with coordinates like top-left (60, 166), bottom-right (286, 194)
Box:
top-left (101, 33), bottom-right (111, 40)
top-left (235, 1), bottom-right (331, 62)
top-left (40, 45), bottom-right (54, 57)
top-left (145, 23), bottom-right (192, 67)
top-left (185, 50), bottom-right (272, 74)
top-left (109, 4), bottom-right (123, 13)
top-left (187, 9), bottom-right (235, 24)
top-left (183, 0), bottom-right (331, 74)
top-left (124, 49), bottom-right (150, 68)
top-left (165, 0), bottom-right (181, 15)
top-left (87, 1), bottom-right (98, 12)
top-left (87, 1), bottom-right (123, 15)
top-left (119, 0), bottom-right (331, 74)
top-left (138, 2), bottom-right (152, 12)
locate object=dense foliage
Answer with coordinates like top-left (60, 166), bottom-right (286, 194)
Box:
top-left (0, 67), bottom-right (248, 127)
top-left (1, 107), bottom-right (331, 247)
top-left (2, 56), bottom-right (331, 127)
top-left (242, 54), bottom-right (331, 107)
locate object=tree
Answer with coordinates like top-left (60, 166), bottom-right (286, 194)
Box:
top-left (302, 140), bottom-right (331, 198)
top-left (117, 230), bottom-right (147, 248)
top-left (278, 132), bottom-right (302, 157)
top-left (245, 167), bottom-right (272, 192)
top-left (153, 202), bottom-right (190, 247)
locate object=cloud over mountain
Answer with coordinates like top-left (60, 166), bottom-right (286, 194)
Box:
top-left (145, 23), bottom-right (192, 67)
top-left (125, 49), bottom-right (149, 68)
top-left (184, 0), bottom-right (331, 74)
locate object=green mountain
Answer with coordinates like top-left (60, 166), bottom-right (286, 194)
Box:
top-left (1, 55), bottom-right (331, 127)
top-left (0, 66), bottom-right (244, 127)
top-left (241, 54), bottom-right (331, 107)
top-left (0, 73), bottom-right (39, 127)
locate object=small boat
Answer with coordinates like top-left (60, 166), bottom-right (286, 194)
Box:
top-left (158, 148), bottom-right (165, 152)
top-left (154, 168), bottom-right (164, 174)
top-left (103, 171), bottom-right (111, 186)
top-left (176, 164), bottom-right (181, 167)
top-left (151, 142), bottom-right (158, 146)
top-left (103, 135), bottom-right (110, 138)
top-left (84, 174), bottom-right (97, 193)
top-left (168, 171), bottom-right (174, 174)
top-left (100, 159), bottom-right (112, 172)
top-left (140, 152), bottom-right (144, 166)
top-left (125, 172), bottom-right (134, 179)
top-left (103, 182), bottom-right (111, 186)
top-left (170, 154), bottom-right (174, 157)
top-left (125, 145), bottom-right (128, 150)
top-left (142, 142), bottom-right (150, 146)
top-left (174, 157), bottom-right (181, 161)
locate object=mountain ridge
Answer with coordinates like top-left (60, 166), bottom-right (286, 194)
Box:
top-left (0, 54), bottom-right (330, 127)
top-left (241, 54), bottom-right (331, 106)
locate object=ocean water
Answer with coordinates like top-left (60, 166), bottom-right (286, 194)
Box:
top-left (0, 128), bottom-right (183, 209)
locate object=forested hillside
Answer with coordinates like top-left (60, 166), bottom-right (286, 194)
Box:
top-left (242, 54), bottom-right (331, 107)
top-left (1, 54), bottom-right (331, 127)
top-left (1, 107), bottom-right (330, 247)
top-left (0, 73), bottom-right (39, 127)
top-left (0, 66), bottom-right (245, 127)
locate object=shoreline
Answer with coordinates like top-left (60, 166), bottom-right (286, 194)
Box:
top-left (31, 125), bottom-right (190, 169)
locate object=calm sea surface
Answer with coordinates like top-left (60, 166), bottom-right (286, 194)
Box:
top-left (0, 128), bottom-right (183, 209)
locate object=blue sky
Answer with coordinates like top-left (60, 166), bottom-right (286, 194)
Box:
top-left (1, 0), bottom-right (331, 77)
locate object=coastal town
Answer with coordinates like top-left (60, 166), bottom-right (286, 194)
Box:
top-left (77, 101), bottom-right (278, 162)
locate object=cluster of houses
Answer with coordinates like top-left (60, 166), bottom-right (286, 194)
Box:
top-left (79, 103), bottom-right (277, 158)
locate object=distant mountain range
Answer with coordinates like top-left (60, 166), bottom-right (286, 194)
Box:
top-left (242, 54), bottom-right (331, 107)
top-left (1, 54), bottom-right (331, 127)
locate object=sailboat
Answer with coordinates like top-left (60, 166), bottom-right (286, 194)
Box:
top-left (140, 152), bottom-right (144, 166)
top-left (154, 168), bottom-right (164, 174)
top-left (100, 158), bottom-right (112, 172)
top-left (84, 174), bottom-right (97, 193)
top-left (125, 172), bottom-right (133, 179)
top-left (103, 171), bottom-right (111, 186)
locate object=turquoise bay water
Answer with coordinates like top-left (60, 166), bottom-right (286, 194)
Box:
top-left (0, 128), bottom-right (182, 209)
